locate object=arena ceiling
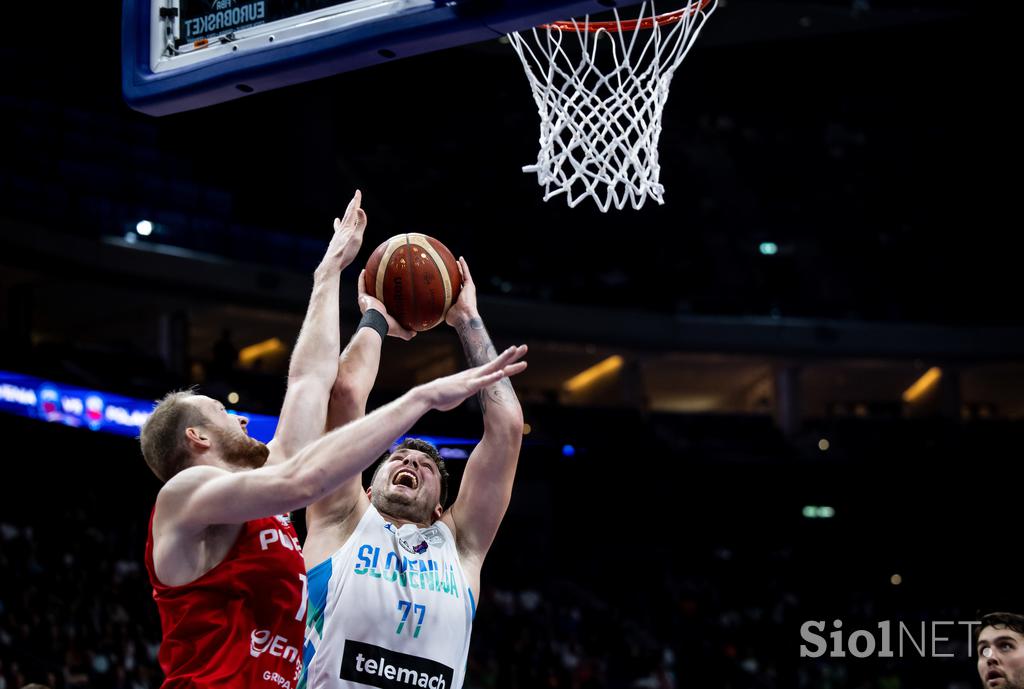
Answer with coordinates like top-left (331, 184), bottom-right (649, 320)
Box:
top-left (0, 0), bottom-right (1014, 415)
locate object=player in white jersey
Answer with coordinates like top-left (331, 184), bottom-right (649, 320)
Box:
top-left (299, 257), bottom-right (525, 689)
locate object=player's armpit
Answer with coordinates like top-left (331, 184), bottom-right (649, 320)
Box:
top-left (448, 426), bottom-right (523, 561)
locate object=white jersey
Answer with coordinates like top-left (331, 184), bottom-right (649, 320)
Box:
top-left (299, 505), bottom-right (475, 689)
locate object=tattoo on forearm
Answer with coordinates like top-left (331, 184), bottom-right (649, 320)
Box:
top-left (456, 317), bottom-right (515, 412)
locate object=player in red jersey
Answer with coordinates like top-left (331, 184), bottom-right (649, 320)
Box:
top-left (139, 191), bottom-right (528, 689)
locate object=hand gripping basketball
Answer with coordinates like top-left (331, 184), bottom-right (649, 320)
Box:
top-left (357, 269), bottom-right (416, 341)
top-left (445, 257), bottom-right (478, 327)
top-left (421, 345), bottom-right (528, 412)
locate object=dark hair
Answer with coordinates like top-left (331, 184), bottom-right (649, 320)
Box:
top-left (373, 438), bottom-right (450, 507)
top-left (139, 390), bottom-right (209, 482)
top-left (976, 612), bottom-right (1024, 641)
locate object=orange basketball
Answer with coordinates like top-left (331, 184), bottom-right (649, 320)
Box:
top-left (364, 233), bottom-right (463, 332)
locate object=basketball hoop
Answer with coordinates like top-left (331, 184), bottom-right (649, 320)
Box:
top-left (508, 1), bottom-right (717, 212)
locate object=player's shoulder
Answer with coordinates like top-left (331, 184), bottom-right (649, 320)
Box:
top-left (155, 465), bottom-right (231, 535)
top-left (157, 465), bottom-right (228, 508)
top-left (163, 464), bottom-right (228, 490)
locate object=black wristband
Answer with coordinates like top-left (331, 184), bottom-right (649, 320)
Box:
top-left (358, 308), bottom-right (389, 340)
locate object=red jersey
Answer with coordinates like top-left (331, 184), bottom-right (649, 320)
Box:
top-left (145, 510), bottom-right (307, 689)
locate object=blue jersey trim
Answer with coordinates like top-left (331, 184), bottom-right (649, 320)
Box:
top-left (299, 557), bottom-right (333, 688)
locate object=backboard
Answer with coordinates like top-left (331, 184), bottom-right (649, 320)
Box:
top-left (122, 0), bottom-right (631, 116)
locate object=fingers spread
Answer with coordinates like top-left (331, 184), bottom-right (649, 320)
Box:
top-left (474, 370), bottom-right (506, 389)
top-left (471, 358), bottom-right (527, 390)
top-left (502, 344), bottom-right (527, 366)
top-left (503, 361), bottom-right (528, 377)
top-left (487, 346), bottom-right (518, 371)
top-left (477, 345), bottom-right (527, 377)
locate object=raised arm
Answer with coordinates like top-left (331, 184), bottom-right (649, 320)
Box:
top-left (266, 191), bottom-right (366, 465)
top-left (443, 258), bottom-right (525, 564)
top-left (325, 270), bottom-right (415, 429)
top-left (304, 272), bottom-right (416, 525)
top-left (159, 345), bottom-right (528, 532)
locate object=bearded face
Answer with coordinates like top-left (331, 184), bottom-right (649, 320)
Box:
top-left (978, 626), bottom-right (1024, 689)
top-left (208, 424), bottom-right (269, 470)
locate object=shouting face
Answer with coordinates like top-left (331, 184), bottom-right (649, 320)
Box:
top-left (368, 448), bottom-right (443, 525)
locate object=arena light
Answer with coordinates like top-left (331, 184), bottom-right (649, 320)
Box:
top-left (902, 367), bottom-right (942, 403)
top-left (238, 337), bottom-right (286, 366)
top-left (803, 505), bottom-right (835, 519)
top-left (564, 355), bottom-right (623, 392)
top-left (135, 220), bottom-right (153, 236)
top-left (759, 241), bottom-right (778, 256)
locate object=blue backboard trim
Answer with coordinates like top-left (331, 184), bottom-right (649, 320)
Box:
top-left (123, 1), bottom-right (630, 116)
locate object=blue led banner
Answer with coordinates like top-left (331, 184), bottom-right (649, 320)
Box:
top-left (0, 370), bottom-right (477, 453)
top-left (0, 369), bottom-right (277, 442)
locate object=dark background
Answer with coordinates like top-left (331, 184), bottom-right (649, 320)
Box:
top-left (1, 1), bottom-right (1019, 688)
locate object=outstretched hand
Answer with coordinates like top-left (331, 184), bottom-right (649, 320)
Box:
top-left (357, 270), bottom-right (417, 341)
top-left (318, 190), bottom-right (367, 274)
top-left (420, 345), bottom-right (528, 412)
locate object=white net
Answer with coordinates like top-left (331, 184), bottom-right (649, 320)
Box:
top-left (508, 0), bottom-right (717, 212)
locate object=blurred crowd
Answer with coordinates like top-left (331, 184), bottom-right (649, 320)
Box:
top-left (0, 517), bottom-right (159, 689)
top-left (1, 510), bottom-right (985, 689)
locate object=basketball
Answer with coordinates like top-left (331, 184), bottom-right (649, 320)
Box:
top-left (364, 233), bottom-right (463, 332)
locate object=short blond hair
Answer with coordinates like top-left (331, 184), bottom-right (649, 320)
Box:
top-left (139, 390), bottom-right (209, 482)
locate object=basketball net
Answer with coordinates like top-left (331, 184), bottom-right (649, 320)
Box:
top-left (508, 0), bottom-right (717, 212)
